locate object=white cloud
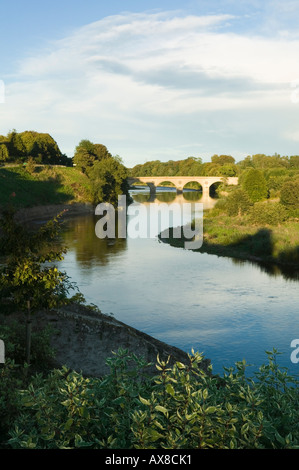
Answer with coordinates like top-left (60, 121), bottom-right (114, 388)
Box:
top-left (1, 10), bottom-right (299, 165)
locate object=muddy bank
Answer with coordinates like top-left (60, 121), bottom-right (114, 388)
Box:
top-left (1, 304), bottom-right (210, 377)
top-left (14, 202), bottom-right (94, 224)
top-left (45, 304), bottom-right (210, 377)
top-left (2, 303), bottom-right (210, 378)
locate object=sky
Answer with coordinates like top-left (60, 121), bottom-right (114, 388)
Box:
top-left (1, 0), bottom-right (299, 167)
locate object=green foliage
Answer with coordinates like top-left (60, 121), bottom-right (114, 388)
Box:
top-left (2, 130), bottom-right (63, 164)
top-left (0, 144), bottom-right (9, 162)
top-left (225, 188), bottom-right (253, 216)
top-left (211, 154), bottom-right (235, 166)
top-left (4, 349), bottom-right (299, 449)
top-left (0, 360), bottom-right (26, 446)
top-left (25, 156), bottom-right (36, 175)
top-left (0, 321), bottom-right (55, 368)
top-left (88, 155), bottom-right (130, 206)
top-left (289, 155), bottom-right (299, 168)
top-left (249, 201), bottom-right (289, 226)
top-left (0, 166), bottom-right (93, 209)
top-left (73, 139), bottom-right (130, 206)
top-left (280, 178), bottom-right (299, 208)
top-left (73, 139), bottom-right (111, 173)
top-left (241, 169), bottom-right (268, 203)
top-left (0, 208), bottom-right (77, 364)
top-left (0, 208), bottom-right (71, 313)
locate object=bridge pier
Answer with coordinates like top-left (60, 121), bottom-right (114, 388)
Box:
top-left (147, 183), bottom-right (156, 196)
top-left (202, 183), bottom-right (210, 198)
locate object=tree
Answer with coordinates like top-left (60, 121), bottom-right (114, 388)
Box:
top-left (19, 131), bottom-right (63, 164)
top-left (241, 169), bottom-right (268, 203)
top-left (211, 154), bottom-right (235, 166)
top-left (0, 144), bottom-right (9, 162)
top-left (289, 156), bottom-right (299, 169)
top-left (280, 178), bottom-right (299, 208)
top-left (0, 208), bottom-right (73, 364)
top-left (225, 188), bottom-right (253, 216)
top-left (73, 140), bottom-right (111, 173)
top-left (7, 130), bottom-right (26, 161)
top-left (88, 155), bottom-right (130, 206)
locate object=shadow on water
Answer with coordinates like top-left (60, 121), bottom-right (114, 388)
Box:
top-left (160, 226), bottom-right (299, 281)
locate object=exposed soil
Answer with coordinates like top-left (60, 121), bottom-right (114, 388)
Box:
top-left (2, 303), bottom-right (210, 377)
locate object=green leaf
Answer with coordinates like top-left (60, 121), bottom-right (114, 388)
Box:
top-left (155, 405), bottom-right (169, 417)
top-left (176, 362), bottom-right (186, 369)
top-left (204, 406), bottom-right (217, 414)
top-left (64, 418), bottom-right (73, 430)
top-left (139, 396), bottom-right (151, 406)
top-left (147, 429), bottom-right (164, 442)
top-left (166, 384), bottom-right (175, 396)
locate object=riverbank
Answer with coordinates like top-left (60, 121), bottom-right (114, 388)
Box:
top-left (1, 302), bottom-right (211, 377)
top-left (14, 202), bottom-right (94, 224)
top-left (159, 213), bottom-right (299, 279)
top-left (0, 165), bottom-right (93, 210)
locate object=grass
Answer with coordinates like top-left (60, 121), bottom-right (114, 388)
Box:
top-left (159, 210), bottom-right (299, 275)
top-left (0, 165), bottom-right (93, 209)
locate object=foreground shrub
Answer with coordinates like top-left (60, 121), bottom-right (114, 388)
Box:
top-left (5, 349), bottom-right (299, 449)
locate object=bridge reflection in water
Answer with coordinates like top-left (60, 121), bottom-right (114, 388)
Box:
top-left (131, 186), bottom-right (218, 210)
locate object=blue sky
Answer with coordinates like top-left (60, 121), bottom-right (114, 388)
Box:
top-left (1, 0), bottom-right (299, 167)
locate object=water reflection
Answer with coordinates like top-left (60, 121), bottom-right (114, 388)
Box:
top-left (57, 190), bottom-right (299, 375)
top-left (60, 189), bottom-right (215, 270)
top-left (61, 215), bottom-right (127, 268)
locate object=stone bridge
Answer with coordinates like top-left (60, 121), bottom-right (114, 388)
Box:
top-left (128, 176), bottom-right (238, 198)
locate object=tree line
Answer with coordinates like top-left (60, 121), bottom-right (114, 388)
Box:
top-left (0, 130), bottom-right (71, 166)
top-left (129, 153), bottom-right (299, 178)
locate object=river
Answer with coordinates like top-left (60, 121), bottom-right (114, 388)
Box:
top-left (58, 188), bottom-right (299, 376)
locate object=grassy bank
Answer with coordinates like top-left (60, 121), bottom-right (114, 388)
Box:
top-left (160, 211), bottom-right (299, 275)
top-left (0, 165), bottom-right (93, 209)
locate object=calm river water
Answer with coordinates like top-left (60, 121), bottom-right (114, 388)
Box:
top-left (59, 189), bottom-right (299, 376)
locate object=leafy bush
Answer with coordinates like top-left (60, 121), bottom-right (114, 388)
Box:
top-left (5, 349), bottom-right (299, 449)
top-left (241, 169), bottom-right (268, 203)
top-left (249, 201), bottom-right (289, 226)
top-left (0, 360), bottom-right (26, 447)
top-left (280, 179), bottom-right (299, 208)
top-left (225, 188), bottom-right (253, 216)
top-left (0, 322), bottom-right (55, 368)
